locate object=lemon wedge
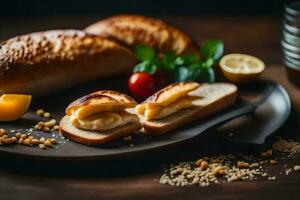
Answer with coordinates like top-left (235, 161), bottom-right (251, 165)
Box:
top-left (219, 53), bottom-right (265, 83)
top-left (0, 94), bottom-right (32, 121)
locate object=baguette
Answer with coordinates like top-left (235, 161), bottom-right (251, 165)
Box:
top-left (60, 90), bottom-right (141, 145)
top-left (138, 83), bottom-right (237, 135)
top-left (85, 15), bottom-right (199, 55)
top-left (0, 30), bottom-right (136, 97)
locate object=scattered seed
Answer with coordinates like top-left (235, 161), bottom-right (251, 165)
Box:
top-left (195, 159), bottom-right (203, 167)
top-left (49, 138), bottom-right (56, 144)
top-left (20, 134), bottom-right (27, 139)
top-left (11, 137), bottom-right (17, 143)
top-left (15, 132), bottom-right (21, 138)
top-left (45, 119), bottom-right (56, 128)
top-left (31, 139), bottom-right (39, 145)
top-left (237, 161), bottom-right (249, 168)
top-left (44, 140), bottom-right (52, 147)
top-left (294, 165), bottom-right (300, 171)
top-left (270, 160), bottom-right (278, 165)
top-left (53, 125), bottom-right (60, 131)
top-left (39, 137), bottom-right (45, 143)
top-left (36, 109), bottom-right (44, 116)
top-left (23, 138), bottom-right (31, 146)
top-left (200, 161), bottom-right (208, 170)
top-left (0, 128), bottom-right (7, 136)
top-left (43, 112), bottom-right (51, 118)
top-left (42, 126), bottom-right (50, 132)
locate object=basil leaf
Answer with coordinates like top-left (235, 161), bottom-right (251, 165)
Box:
top-left (202, 57), bottom-right (214, 68)
top-left (174, 57), bottom-right (184, 65)
top-left (206, 67), bottom-right (215, 83)
top-left (133, 61), bottom-right (157, 74)
top-left (201, 39), bottom-right (224, 61)
top-left (188, 63), bottom-right (215, 83)
top-left (147, 64), bottom-right (158, 74)
top-left (161, 52), bottom-right (177, 70)
top-left (188, 63), bottom-right (202, 81)
top-left (134, 61), bottom-right (149, 73)
top-left (179, 54), bottom-right (200, 65)
top-left (134, 45), bottom-right (156, 61)
top-left (174, 66), bottom-right (189, 82)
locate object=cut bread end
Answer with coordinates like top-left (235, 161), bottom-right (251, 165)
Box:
top-left (142, 83), bottom-right (237, 135)
top-left (60, 115), bottom-right (142, 145)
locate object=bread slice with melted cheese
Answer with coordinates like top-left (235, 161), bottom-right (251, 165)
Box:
top-left (60, 90), bottom-right (142, 145)
top-left (137, 82), bottom-right (238, 135)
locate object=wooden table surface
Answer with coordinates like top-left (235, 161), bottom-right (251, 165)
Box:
top-left (1, 16), bottom-right (300, 200)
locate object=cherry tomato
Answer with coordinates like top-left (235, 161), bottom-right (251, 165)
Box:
top-left (128, 72), bottom-right (156, 98)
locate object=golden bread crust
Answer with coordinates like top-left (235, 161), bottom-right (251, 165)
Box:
top-left (85, 15), bottom-right (199, 55)
top-left (0, 30), bottom-right (130, 72)
top-left (66, 90), bottom-right (137, 115)
top-left (143, 82), bottom-right (200, 105)
top-left (0, 30), bottom-right (137, 96)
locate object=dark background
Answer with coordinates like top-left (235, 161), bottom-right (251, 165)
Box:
top-left (0, 0), bottom-right (294, 17)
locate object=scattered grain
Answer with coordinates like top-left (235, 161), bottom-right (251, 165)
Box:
top-left (270, 160), bottom-right (278, 165)
top-left (20, 134), bottom-right (27, 139)
top-left (49, 138), bottom-right (56, 144)
top-left (237, 161), bottom-right (249, 168)
top-left (273, 138), bottom-right (300, 155)
top-left (39, 137), bottom-right (45, 143)
top-left (15, 132), bottom-right (21, 138)
top-left (44, 140), bottom-right (52, 147)
top-left (294, 165), bottom-right (300, 171)
top-left (36, 109), bottom-right (44, 116)
top-left (53, 125), bottom-right (60, 131)
top-left (31, 139), bottom-right (39, 145)
top-left (200, 161), bottom-right (208, 170)
top-left (23, 138), bottom-right (32, 146)
top-left (42, 126), bottom-right (50, 132)
top-left (43, 112), bottom-right (51, 118)
top-left (0, 129), bottom-right (7, 136)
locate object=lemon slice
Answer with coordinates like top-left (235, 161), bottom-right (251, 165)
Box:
top-left (219, 54), bottom-right (265, 83)
top-left (0, 94), bottom-right (32, 121)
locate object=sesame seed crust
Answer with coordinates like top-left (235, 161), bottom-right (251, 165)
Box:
top-left (0, 30), bottom-right (129, 74)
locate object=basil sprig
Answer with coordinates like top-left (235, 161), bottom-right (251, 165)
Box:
top-left (133, 45), bottom-right (158, 75)
top-left (133, 39), bottom-right (224, 83)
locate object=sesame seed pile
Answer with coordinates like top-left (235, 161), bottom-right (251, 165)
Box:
top-left (0, 108), bottom-right (60, 149)
top-left (160, 138), bottom-right (300, 187)
top-left (272, 138), bottom-right (300, 155)
top-left (160, 154), bottom-right (270, 186)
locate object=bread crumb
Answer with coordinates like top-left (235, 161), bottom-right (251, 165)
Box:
top-left (294, 165), bottom-right (300, 171)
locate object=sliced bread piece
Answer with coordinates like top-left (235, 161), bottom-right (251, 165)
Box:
top-left (60, 115), bottom-right (141, 145)
top-left (60, 90), bottom-right (141, 145)
top-left (141, 83), bottom-right (238, 135)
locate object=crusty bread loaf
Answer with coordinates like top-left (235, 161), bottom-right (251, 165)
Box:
top-left (141, 83), bottom-right (238, 135)
top-left (0, 30), bottom-right (136, 97)
top-left (85, 15), bottom-right (199, 55)
top-left (60, 115), bottom-right (141, 145)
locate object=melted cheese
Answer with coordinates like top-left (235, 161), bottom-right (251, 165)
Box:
top-left (74, 104), bottom-right (127, 120)
top-left (142, 96), bottom-right (199, 120)
top-left (136, 83), bottom-right (237, 121)
top-left (70, 111), bottom-right (138, 132)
